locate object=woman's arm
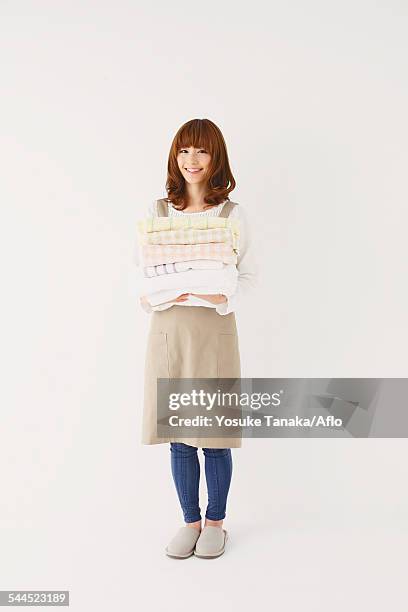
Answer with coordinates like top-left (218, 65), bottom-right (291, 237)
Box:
top-left (134, 200), bottom-right (183, 313)
top-left (133, 201), bottom-right (153, 313)
top-left (134, 201), bottom-right (167, 313)
top-left (214, 203), bottom-right (259, 315)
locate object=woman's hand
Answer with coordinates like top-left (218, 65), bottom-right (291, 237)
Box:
top-left (189, 293), bottom-right (227, 305)
top-left (165, 293), bottom-right (190, 304)
top-left (140, 293), bottom-right (190, 307)
top-left (140, 295), bottom-right (151, 308)
top-left (140, 293), bottom-right (226, 308)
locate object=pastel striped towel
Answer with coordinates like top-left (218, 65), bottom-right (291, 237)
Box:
top-left (141, 242), bottom-right (238, 266)
top-left (140, 227), bottom-right (239, 252)
top-left (136, 216), bottom-right (240, 234)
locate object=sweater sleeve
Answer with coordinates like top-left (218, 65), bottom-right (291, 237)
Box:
top-left (215, 204), bottom-right (259, 315)
top-left (134, 200), bottom-right (174, 314)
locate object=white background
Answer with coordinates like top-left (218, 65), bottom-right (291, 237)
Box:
top-left (1, 1), bottom-right (407, 610)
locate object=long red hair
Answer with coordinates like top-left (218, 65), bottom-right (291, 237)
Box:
top-left (165, 118), bottom-right (236, 211)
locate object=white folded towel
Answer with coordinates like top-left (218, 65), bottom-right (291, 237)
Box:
top-left (174, 260), bottom-right (223, 272)
top-left (144, 259), bottom-right (223, 277)
top-left (144, 259), bottom-right (225, 278)
top-left (148, 284), bottom-right (236, 307)
top-left (138, 264), bottom-right (238, 307)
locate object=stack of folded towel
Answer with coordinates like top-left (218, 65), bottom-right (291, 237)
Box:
top-left (136, 216), bottom-right (240, 307)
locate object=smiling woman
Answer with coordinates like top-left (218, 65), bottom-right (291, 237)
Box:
top-left (166, 118), bottom-right (236, 211)
top-left (137, 117), bottom-right (257, 559)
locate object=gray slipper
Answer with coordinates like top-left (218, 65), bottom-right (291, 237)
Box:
top-left (194, 526), bottom-right (228, 558)
top-left (165, 526), bottom-right (201, 559)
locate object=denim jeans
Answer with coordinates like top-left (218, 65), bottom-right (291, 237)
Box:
top-left (170, 442), bottom-right (233, 523)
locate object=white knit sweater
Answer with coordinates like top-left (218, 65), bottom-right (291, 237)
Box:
top-left (134, 199), bottom-right (258, 315)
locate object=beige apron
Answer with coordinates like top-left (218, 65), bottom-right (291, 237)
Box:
top-left (141, 199), bottom-right (242, 448)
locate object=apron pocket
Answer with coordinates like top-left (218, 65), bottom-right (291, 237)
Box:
top-left (146, 332), bottom-right (170, 378)
top-left (217, 333), bottom-right (241, 378)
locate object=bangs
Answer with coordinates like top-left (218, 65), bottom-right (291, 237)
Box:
top-left (175, 121), bottom-right (215, 154)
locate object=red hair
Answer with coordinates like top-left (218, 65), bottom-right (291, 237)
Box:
top-left (165, 118), bottom-right (236, 211)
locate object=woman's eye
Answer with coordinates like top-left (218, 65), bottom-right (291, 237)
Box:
top-left (179, 149), bottom-right (207, 154)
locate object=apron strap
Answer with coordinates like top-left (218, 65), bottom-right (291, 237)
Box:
top-left (219, 200), bottom-right (237, 218)
top-left (156, 199), bottom-right (169, 217)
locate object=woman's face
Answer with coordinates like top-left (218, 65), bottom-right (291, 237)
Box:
top-left (177, 146), bottom-right (211, 184)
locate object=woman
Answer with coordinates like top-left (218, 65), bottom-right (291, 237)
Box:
top-left (136, 118), bottom-right (258, 558)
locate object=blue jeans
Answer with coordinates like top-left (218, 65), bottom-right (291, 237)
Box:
top-left (170, 443), bottom-right (233, 523)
